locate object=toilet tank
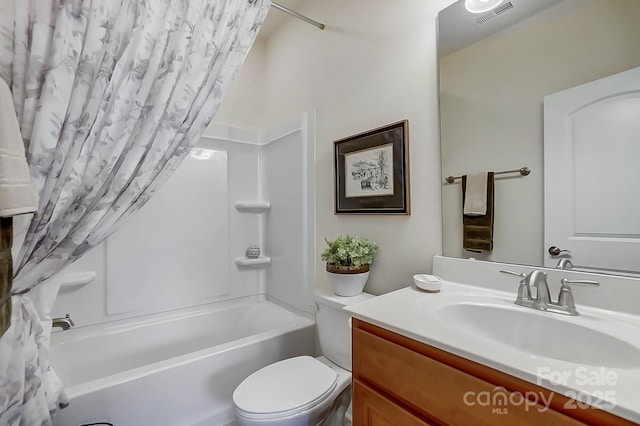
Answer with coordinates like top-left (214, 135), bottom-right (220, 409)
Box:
top-left (314, 288), bottom-right (375, 371)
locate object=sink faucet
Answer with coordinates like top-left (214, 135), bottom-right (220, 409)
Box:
top-left (500, 270), bottom-right (598, 315)
top-left (555, 259), bottom-right (573, 269)
top-left (528, 270), bottom-right (552, 308)
top-left (52, 314), bottom-right (75, 331)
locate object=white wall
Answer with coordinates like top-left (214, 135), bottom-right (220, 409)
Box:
top-left (214, 39), bottom-right (266, 130)
top-left (255, 0), bottom-right (454, 294)
top-left (440, 0), bottom-right (640, 266)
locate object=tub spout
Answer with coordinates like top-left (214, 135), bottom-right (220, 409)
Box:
top-left (52, 313), bottom-right (75, 331)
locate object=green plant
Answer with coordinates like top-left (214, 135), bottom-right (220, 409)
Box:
top-left (321, 234), bottom-right (378, 266)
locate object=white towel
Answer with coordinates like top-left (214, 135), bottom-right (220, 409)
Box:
top-left (0, 78), bottom-right (37, 217)
top-left (463, 172), bottom-right (488, 216)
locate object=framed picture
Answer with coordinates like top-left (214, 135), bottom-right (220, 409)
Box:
top-left (334, 120), bottom-right (410, 214)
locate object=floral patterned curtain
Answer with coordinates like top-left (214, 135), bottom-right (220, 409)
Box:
top-left (0, 0), bottom-right (270, 424)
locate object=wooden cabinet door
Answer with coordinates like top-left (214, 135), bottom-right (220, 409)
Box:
top-left (353, 325), bottom-right (582, 426)
top-left (353, 379), bottom-right (435, 426)
top-left (352, 319), bottom-right (635, 426)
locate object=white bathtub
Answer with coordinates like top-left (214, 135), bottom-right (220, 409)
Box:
top-left (50, 296), bottom-right (315, 426)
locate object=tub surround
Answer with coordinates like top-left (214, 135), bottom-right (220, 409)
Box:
top-left (345, 256), bottom-right (640, 423)
top-left (52, 112), bottom-right (315, 328)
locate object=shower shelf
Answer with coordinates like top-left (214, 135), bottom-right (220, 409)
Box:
top-left (234, 201), bottom-right (271, 213)
top-left (58, 271), bottom-right (97, 291)
top-left (234, 256), bottom-right (272, 267)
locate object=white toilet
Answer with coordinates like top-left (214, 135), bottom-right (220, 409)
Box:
top-left (232, 288), bottom-right (374, 426)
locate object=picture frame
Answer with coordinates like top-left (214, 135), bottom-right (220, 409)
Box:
top-left (334, 120), bottom-right (410, 214)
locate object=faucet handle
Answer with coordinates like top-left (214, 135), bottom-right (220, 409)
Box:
top-left (560, 278), bottom-right (599, 287)
top-left (500, 270), bottom-right (532, 301)
top-left (500, 270), bottom-right (527, 279)
top-left (557, 278), bottom-right (599, 313)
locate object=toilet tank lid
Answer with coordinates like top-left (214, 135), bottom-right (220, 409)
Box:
top-left (314, 287), bottom-right (375, 310)
top-left (233, 356), bottom-right (337, 417)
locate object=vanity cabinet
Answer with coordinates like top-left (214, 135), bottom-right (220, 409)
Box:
top-left (352, 319), bottom-right (633, 426)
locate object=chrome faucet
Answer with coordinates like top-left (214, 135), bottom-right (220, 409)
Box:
top-left (52, 314), bottom-right (75, 330)
top-left (529, 270), bottom-right (552, 308)
top-left (500, 270), bottom-right (598, 316)
top-left (555, 259), bottom-right (574, 269)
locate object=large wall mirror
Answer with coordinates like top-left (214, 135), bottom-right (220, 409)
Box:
top-left (438, 0), bottom-right (640, 275)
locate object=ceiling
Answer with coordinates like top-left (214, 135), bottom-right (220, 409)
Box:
top-left (438, 0), bottom-right (564, 57)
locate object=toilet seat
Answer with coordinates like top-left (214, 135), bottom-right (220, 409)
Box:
top-left (233, 356), bottom-right (338, 420)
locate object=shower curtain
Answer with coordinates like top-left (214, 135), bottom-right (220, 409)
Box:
top-left (0, 0), bottom-right (270, 424)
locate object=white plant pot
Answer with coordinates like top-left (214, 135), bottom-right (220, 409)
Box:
top-left (327, 271), bottom-right (370, 296)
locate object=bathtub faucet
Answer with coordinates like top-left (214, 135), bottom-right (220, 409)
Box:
top-left (52, 313), bottom-right (75, 330)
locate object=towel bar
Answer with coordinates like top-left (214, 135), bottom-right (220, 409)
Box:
top-left (445, 167), bottom-right (530, 184)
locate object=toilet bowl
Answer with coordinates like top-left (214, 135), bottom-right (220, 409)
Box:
top-left (233, 356), bottom-right (350, 426)
top-left (232, 289), bottom-right (374, 425)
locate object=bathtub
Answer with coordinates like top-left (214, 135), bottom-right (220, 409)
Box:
top-left (50, 296), bottom-right (315, 426)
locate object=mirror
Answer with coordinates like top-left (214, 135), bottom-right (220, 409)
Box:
top-left (438, 0), bottom-right (640, 274)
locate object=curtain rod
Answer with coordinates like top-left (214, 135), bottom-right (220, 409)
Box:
top-left (271, 2), bottom-right (325, 30)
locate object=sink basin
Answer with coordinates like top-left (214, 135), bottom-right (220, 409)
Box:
top-left (436, 302), bottom-right (640, 368)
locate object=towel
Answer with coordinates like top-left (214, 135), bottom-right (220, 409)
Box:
top-left (462, 172), bottom-right (494, 252)
top-left (0, 78), bottom-right (36, 338)
top-left (0, 78), bottom-right (37, 217)
top-left (463, 172), bottom-right (488, 215)
top-left (0, 217), bottom-right (12, 338)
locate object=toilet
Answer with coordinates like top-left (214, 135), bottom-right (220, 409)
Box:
top-left (232, 288), bottom-right (374, 426)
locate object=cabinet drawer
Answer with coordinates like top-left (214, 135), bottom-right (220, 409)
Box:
top-left (353, 325), bottom-right (582, 426)
top-left (353, 379), bottom-right (435, 426)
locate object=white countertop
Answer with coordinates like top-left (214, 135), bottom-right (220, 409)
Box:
top-left (344, 281), bottom-right (640, 423)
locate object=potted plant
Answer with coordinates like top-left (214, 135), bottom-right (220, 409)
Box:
top-left (321, 234), bottom-right (378, 296)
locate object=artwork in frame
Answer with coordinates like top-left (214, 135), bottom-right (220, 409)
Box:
top-left (334, 120), bottom-right (410, 214)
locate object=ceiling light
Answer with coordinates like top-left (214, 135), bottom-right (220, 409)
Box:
top-left (464, 0), bottom-right (505, 14)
